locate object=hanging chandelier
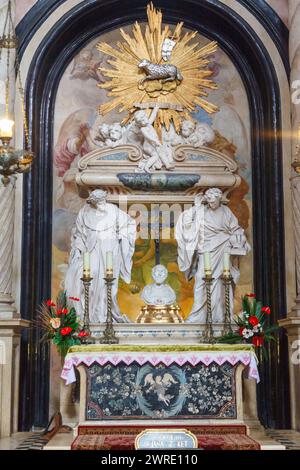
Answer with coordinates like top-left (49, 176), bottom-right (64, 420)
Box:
top-left (0, 0), bottom-right (34, 186)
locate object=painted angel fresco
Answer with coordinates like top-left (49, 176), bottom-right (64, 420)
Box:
top-left (54, 108), bottom-right (97, 177)
top-left (69, 48), bottom-right (107, 83)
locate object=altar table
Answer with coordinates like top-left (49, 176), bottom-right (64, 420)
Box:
top-left (61, 344), bottom-right (259, 422)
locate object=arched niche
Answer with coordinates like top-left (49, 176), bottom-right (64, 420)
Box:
top-left (17, 0), bottom-right (290, 430)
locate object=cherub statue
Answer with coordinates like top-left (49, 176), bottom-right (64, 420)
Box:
top-left (134, 105), bottom-right (175, 172)
top-left (180, 120), bottom-right (215, 148)
top-left (106, 123), bottom-right (125, 148)
top-left (181, 120), bottom-right (196, 142)
top-left (190, 123), bottom-right (215, 147)
top-left (95, 123), bottom-right (110, 147)
top-left (95, 122), bottom-right (125, 148)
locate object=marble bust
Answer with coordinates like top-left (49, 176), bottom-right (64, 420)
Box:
top-left (140, 264), bottom-right (176, 306)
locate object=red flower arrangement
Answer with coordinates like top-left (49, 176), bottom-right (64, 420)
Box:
top-left (35, 292), bottom-right (90, 357)
top-left (60, 327), bottom-right (73, 336)
top-left (249, 315), bottom-right (259, 327)
top-left (252, 336), bottom-right (264, 347)
top-left (218, 294), bottom-right (278, 354)
top-left (262, 306), bottom-right (271, 314)
top-left (78, 330), bottom-right (90, 338)
top-left (56, 308), bottom-right (69, 315)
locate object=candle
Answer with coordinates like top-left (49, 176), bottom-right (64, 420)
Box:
top-left (106, 251), bottom-right (113, 274)
top-left (0, 118), bottom-right (14, 139)
top-left (223, 253), bottom-right (230, 272)
top-left (204, 252), bottom-right (211, 272)
top-left (83, 252), bottom-right (90, 272)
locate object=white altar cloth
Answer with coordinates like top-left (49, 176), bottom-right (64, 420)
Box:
top-left (61, 344), bottom-right (259, 385)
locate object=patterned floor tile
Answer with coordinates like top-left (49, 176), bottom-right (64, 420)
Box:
top-left (15, 433), bottom-right (48, 450)
top-left (266, 429), bottom-right (300, 450)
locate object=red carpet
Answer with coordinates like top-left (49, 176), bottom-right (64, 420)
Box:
top-left (71, 425), bottom-right (260, 450)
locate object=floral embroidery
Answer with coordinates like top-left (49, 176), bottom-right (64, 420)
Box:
top-left (86, 362), bottom-right (236, 420)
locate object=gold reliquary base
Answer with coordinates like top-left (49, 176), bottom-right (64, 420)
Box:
top-left (136, 304), bottom-right (184, 324)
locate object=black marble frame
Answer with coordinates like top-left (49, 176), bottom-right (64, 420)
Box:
top-left (16, 0), bottom-right (290, 429)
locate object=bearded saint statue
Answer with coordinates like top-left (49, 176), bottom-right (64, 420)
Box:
top-left (175, 188), bottom-right (250, 323)
top-left (65, 189), bottom-right (136, 323)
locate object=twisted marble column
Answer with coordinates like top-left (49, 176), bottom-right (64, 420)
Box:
top-left (0, 178), bottom-right (16, 317)
top-left (0, 1), bottom-right (17, 318)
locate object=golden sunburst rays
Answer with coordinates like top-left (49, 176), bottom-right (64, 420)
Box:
top-left (96, 2), bottom-right (219, 133)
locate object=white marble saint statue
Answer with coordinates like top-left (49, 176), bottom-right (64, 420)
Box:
top-left (175, 188), bottom-right (250, 323)
top-left (65, 189), bottom-right (136, 323)
top-left (141, 264), bottom-right (176, 306)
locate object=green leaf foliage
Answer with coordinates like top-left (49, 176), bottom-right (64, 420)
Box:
top-left (37, 291), bottom-right (84, 357)
top-left (217, 294), bottom-right (279, 360)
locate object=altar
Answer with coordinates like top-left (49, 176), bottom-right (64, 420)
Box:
top-left (0, 0), bottom-right (295, 451)
top-left (49, 2), bottom-right (268, 448)
top-left (61, 342), bottom-right (259, 425)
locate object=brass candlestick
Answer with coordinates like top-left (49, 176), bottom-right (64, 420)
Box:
top-left (99, 271), bottom-right (119, 344)
top-left (202, 271), bottom-right (215, 344)
top-left (80, 271), bottom-right (94, 344)
top-left (221, 271), bottom-right (233, 336)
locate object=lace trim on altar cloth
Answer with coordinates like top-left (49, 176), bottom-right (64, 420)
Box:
top-left (61, 344), bottom-right (259, 385)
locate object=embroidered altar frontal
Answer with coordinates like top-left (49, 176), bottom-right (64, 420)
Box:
top-left (87, 362), bottom-right (237, 420)
top-left (62, 345), bottom-right (258, 422)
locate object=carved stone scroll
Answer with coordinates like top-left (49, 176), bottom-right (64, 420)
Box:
top-left (75, 144), bottom-right (241, 203)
